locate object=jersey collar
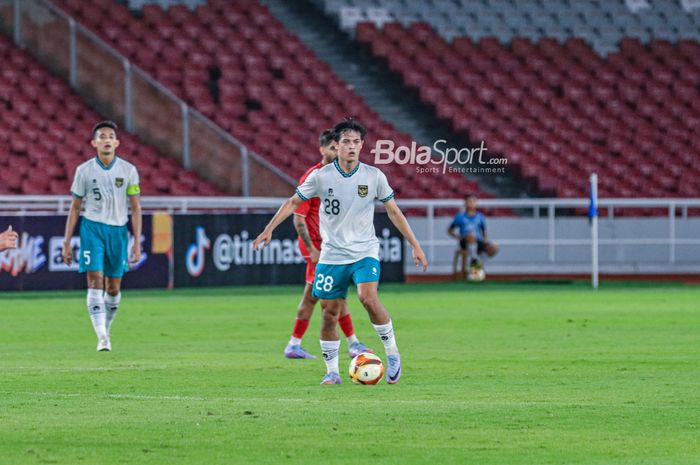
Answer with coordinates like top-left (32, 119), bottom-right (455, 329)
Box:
top-left (95, 155), bottom-right (118, 170)
top-left (333, 159), bottom-right (360, 178)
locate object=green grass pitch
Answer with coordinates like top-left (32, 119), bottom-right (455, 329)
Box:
top-left (1, 281), bottom-right (699, 465)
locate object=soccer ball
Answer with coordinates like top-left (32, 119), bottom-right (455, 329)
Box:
top-left (349, 353), bottom-right (385, 385)
top-left (469, 266), bottom-right (486, 282)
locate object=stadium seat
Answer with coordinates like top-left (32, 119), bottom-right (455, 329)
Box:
top-left (0, 34), bottom-right (224, 195)
top-left (350, 20), bottom-right (700, 199)
top-left (49, 0), bottom-right (489, 200)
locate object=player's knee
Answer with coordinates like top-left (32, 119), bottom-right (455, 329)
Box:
top-left (321, 307), bottom-right (340, 330)
top-left (357, 290), bottom-right (379, 311)
top-left (488, 243), bottom-right (499, 256)
top-left (321, 300), bottom-right (341, 318)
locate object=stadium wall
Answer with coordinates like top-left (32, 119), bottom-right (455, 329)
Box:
top-left (407, 217), bottom-right (700, 278)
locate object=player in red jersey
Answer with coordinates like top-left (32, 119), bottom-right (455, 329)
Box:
top-left (284, 129), bottom-right (373, 359)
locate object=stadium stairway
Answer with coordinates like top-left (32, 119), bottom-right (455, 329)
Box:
top-left (259, 0), bottom-right (532, 199)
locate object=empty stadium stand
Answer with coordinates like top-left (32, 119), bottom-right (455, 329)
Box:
top-left (50, 0), bottom-right (491, 201)
top-left (302, 0), bottom-right (700, 199)
top-left (355, 23), bottom-right (700, 198)
top-left (0, 33), bottom-right (224, 196)
top-left (321, 0), bottom-right (700, 54)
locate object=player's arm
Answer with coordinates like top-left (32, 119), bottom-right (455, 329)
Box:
top-left (253, 194), bottom-right (304, 250)
top-left (480, 215), bottom-right (489, 242)
top-left (62, 196), bottom-right (83, 264)
top-left (129, 194), bottom-right (142, 263)
top-left (383, 198), bottom-right (428, 272)
top-left (293, 214), bottom-right (320, 263)
top-left (447, 224), bottom-right (461, 240)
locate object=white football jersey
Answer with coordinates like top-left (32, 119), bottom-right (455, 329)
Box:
top-left (296, 160), bottom-right (394, 264)
top-left (70, 156), bottom-right (140, 226)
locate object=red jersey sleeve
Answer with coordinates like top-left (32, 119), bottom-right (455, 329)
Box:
top-left (295, 198), bottom-right (311, 217)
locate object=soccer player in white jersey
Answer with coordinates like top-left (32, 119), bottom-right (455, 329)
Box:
top-left (62, 121), bottom-right (142, 351)
top-left (253, 118), bottom-right (428, 385)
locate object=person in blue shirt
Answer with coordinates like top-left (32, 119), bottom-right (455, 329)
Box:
top-left (447, 193), bottom-right (498, 278)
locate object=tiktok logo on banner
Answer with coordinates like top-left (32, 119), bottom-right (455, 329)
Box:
top-left (186, 226), bottom-right (210, 277)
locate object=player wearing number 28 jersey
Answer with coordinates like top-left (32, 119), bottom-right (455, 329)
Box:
top-left (254, 118), bottom-right (428, 385)
top-left (284, 129), bottom-right (372, 360)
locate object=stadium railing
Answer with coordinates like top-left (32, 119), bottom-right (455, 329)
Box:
top-left (0, 0), bottom-right (295, 196)
top-left (2, 196), bottom-right (699, 276)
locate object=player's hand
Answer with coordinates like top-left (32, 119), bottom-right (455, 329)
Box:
top-left (129, 243), bottom-right (141, 264)
top-left (0, 225), bottom-right (18, 250)
top-left (253, 231), bottom-right (271, 250)
top-left (309, 246), bottom-right (320, 264)
top-left (412, 246), bottom-right (428, 272)
top-left (62, 240), bottom-right (73, 265)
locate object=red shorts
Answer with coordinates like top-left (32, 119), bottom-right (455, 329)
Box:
top-left (305, 259), bottom-right (316, 285)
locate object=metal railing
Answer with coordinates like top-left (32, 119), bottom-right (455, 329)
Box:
top-left (0, 0), bottom-right (296, 196)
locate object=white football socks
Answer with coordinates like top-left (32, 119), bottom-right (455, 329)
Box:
top-left (373, 320), bottom-right (399, 356)
top-left (104, 292), bottom-right (121, 335)
top-left (346, 334), bottom-right (359, 345)
top-left (320, 340), bottom-right (340, 374)
top-left (289, 336), bottom-right (302, 346)
top-left (87, 288), bottom-right (107, 340)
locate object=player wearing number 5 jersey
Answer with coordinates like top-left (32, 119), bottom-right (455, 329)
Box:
top-left (62, 121), bottom-right (142, 352)
top-left (254, 118), bottom-right (428, 385)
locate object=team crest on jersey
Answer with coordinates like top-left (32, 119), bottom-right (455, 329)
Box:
top-left (328, 188), bottom-right (334, 196)
top-left (115, 177), bottom-right (124, 188)
top-left (357, 185), bottom-right (368, 198)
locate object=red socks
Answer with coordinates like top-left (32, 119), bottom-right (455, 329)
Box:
top-left (292, 318), bottom-right (310, 339)
top-left (338, 314), bottom-right (355, 338)
top-left (292, 315), bottom-right (355, 339)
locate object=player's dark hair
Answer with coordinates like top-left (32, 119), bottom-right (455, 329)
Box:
top-left (92, 120), bottom-right (118, 139)
top-left (465, 192), bottom-right (478, 200)
top-left (332, 117), bottom-right (366, 140)
top-left (319, 129), bottom-right (336, 147)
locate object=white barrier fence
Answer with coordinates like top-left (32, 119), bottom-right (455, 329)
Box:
top-left (2, 196), bottom-right (700, 276)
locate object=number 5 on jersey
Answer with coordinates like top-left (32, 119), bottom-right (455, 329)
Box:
top-left (315, 274), bottom-right (334, 292)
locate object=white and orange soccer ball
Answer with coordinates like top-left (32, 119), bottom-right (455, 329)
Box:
top-left (348, 353), bottom-right (385, 385)
top-left (469, 266), bottom-right (486, 282)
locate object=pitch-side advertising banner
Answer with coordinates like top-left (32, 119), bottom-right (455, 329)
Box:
top-left (173, 213), bottom-right (404, 287)
top-left (0, 214), bottom-right (171, 291)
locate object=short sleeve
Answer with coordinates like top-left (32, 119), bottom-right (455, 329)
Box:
top-left (127, 166), bottom-right (141, 196)
top-left (70, 166), bottom-right (85, 198)
top-left (449, 214), bottom-right (459, 229)
top-left (376, 170), bottom-right (394, 203)
top-left (479, 213), bottom-right (487, 231)
top-left (296, 169), bottom-right (319, 201)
